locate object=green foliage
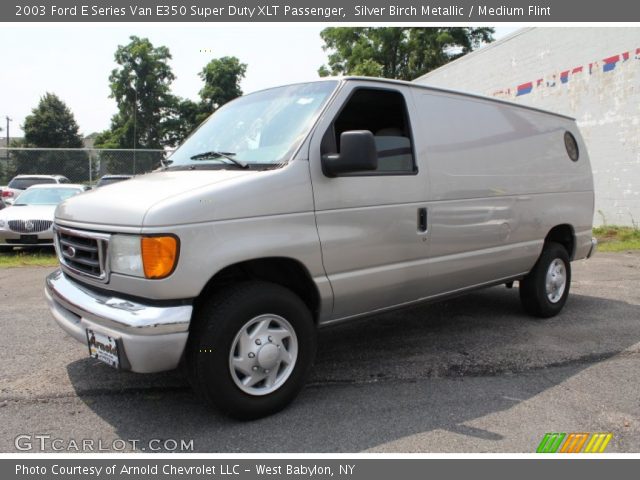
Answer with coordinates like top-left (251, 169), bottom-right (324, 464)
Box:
top-left (0, 250), bottom-right (58, 267)
top-left (9, 149), bottom-right (89, 182)
top-left (96, 36), bottom-right (176, 151)
top-left (9, 93), bottom-right (89, 182)
top-left (161, 57), bottom-right (246, 146)
top-left (95, 37), bottom-right (247, 152)
top-left (162, 98), bottom-right (201, 147)
top-left (23, 93), bottom-right (83, 148)
top-left (318, 27), bottom-right (494, 81)
top-left (593, 226), bottom-right (640, 252)
top-left (161, 58), bottom-right (246, 147)
top-left (199, 56), bottom-right (247, 115)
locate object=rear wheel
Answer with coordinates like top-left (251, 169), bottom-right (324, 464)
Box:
top-left (187, 281), bottom-right (317, 419)
top-left (519, 242), bottom-right (571, 318)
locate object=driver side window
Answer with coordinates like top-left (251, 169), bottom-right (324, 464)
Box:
top-left (322, 88), bottom-right (416, 174)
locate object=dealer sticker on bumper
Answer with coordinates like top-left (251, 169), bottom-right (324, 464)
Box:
top-left (86, 329), bottom-right (120, 369)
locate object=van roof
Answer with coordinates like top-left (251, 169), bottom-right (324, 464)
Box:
top-left (259, 77), bottom-right (574, 122)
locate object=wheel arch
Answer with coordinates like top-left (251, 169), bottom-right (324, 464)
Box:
top-left (545, 224), bottom-right (576, 260)
top-left (195, 257), bottom-right (321, 322)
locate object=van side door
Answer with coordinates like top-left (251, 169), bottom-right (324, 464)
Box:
top-left (308, 83), bottom-right (430, 320)
top-left (414, 92), bottom-right (544, 294)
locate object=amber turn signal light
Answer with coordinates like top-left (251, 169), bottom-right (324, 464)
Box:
top-left (141, 236), bottom-right (178, 279)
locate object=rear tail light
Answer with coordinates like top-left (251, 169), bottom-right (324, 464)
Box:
top-left (1, 190), bottom-right (13, 198)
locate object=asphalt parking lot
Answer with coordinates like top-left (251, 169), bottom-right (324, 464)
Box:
top-left (1, 252), bottom-right (639, 453)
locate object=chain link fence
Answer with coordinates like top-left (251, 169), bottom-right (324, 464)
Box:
top-left (0, 148), bottom-right (172, 186)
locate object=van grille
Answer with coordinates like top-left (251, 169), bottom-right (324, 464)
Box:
top-left (9, 219), bottom-right (52, 233)
top-left (55, 227), bottom-right (109, 281)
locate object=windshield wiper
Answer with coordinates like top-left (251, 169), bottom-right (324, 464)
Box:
top-left (190, 151), bottom-right (248, 169)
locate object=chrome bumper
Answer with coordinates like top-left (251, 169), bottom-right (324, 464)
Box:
top-left (587, 236), bottom-right (598, 259)
top-left (45, 269), bottom-right (192, 373)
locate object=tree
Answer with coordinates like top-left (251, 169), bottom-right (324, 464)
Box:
top-left (163, 56), bottom-right (247, 146)
top-left (11, 93), bottom-right (88, 181)
top-left (198, 56), bottom-right (247, 117)
top-left (23, 93), bottom-right (83, 148)
top-left (96, 36), bottom-right (176, 152)
top-left (318, 27), bottom-right (494, 81)
top-left (94, 36), bottom-right (178, 173)
top-left (96, 36), bottom-right (247, 161)
top-left (162, 97), bottom-right (200, 147)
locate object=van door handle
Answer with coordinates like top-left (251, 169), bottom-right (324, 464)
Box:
top-left (417, 208), bottom-right (428, 233)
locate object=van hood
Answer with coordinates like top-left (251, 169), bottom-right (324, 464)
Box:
top-left (55, 169), bottom-right (256, 228)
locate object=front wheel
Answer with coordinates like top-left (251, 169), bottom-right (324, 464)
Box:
top-left (187, 281), bottom-right (317, 419)
top-left (519, 242), bottom-right (571, 318)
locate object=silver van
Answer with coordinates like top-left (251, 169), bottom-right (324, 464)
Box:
top-left (46, 77), bottom-right (596, 418)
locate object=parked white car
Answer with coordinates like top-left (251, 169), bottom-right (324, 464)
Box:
top-left (1, 174), bottom-right (70, 206)
top-left (0, 184), bottom-right (89, 249)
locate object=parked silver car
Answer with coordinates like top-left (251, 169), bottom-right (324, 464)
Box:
top-left (0, 184), bottom-right (89, 249)
top-left (45, 78), bottom-right (596, 418)
top-left (2, 174), bottom-right (70, 206)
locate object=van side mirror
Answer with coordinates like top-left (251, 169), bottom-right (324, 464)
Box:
top-left (321, 130), bottom-right (378, 177)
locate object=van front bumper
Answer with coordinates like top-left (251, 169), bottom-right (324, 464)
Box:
top-left (45, 270), bottom-right (192, 373)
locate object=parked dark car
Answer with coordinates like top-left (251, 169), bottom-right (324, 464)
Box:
top-left (96, 175), bottom-right (132, 188)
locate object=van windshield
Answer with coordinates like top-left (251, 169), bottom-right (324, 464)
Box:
top-left (167, 81), bottom-right (338, 169)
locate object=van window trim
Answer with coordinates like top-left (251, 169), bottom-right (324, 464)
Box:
top-left (321, 85), bottom-right (419, 177)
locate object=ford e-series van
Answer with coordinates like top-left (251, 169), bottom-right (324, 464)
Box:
top-left (46, 77), bottom-right (596, 418)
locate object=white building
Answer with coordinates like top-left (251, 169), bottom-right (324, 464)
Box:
top-left (417, 27), bottom-right (640, 226)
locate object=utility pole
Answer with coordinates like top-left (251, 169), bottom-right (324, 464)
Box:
top-left (4, 116), bottom-right (11, 159)
top-left (133, 89), bottom-right (137, 175)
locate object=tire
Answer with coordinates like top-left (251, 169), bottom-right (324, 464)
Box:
top-left (519, 241), bottom-right (571, 318)
top-left (186, 281), bottom-right (317, 419)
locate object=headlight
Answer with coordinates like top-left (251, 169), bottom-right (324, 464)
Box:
top-left (110, 234), bottom-right (178, 279)
top-left (0, 219), bottom-right (5, 228)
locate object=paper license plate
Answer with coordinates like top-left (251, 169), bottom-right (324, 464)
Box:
top-left (86, 329), bottom-right (120, 369)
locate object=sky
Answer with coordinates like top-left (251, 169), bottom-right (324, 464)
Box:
top-left (0, 26), bottom-right (518, 139)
